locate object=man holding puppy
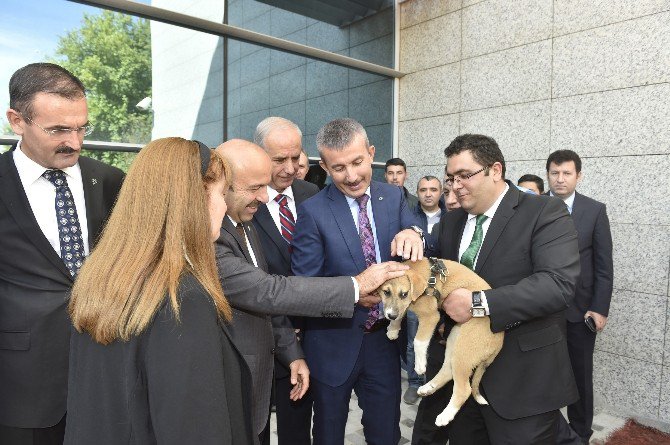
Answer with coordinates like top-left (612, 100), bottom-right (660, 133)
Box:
top-left (436, 134), bottom-right (581, 444)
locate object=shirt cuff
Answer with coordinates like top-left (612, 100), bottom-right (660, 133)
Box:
top-left (352, 277), bottom-right (360, 303)
top-left (480, 290), bottom-right (490, 315)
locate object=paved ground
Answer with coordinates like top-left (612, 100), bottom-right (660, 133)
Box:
top-left (269, 371), bottom-right (627, 444)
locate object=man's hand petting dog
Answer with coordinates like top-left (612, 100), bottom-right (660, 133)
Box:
top-left (442, 288), bottom-right (474, 323)
top-left (355, 261), bottom-right (409, 296)
top-left (289, 358), bottom-right (310, 401)
top-left (390, 229), bottom-right (424, 261)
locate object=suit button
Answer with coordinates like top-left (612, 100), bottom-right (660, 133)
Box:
top-left (271, 348), bottom-right (275, 354)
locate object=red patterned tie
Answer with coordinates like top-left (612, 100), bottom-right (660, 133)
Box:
top-left (275, 194), bottom-right (295, 243)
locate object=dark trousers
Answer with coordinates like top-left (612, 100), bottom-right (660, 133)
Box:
top-left (275, 372), bottom-right (312, 445)
top-left (412, 336), bottom-right (451, 445)
top-left (258, 411), bottom-right (271, 445)
top-left (565, 321), bottom-right (597, 443)
top-left (0, 415), bottom-right (66, 445)
top-left (449, 397), bottom-right (561, 445)
top-left (311, 329), bottom-right (401, 445)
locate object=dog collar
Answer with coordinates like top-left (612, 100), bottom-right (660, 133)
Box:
top-left (420, 257), bottom-right (447, 302)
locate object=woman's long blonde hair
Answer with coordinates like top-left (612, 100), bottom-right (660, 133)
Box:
top-left (69, 137), bottom-right (232, 345)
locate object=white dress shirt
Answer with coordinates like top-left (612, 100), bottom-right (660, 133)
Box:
top-left (458, 183), bottom-right (509, 314)
top-left (549, 191), bottom-right (575, 214)
top-left (13, 142), bottom-right (90, 257)
top-left (266, 185), bottom-right (297, 233)
top-left (228, 215), bottom-right (259, 267)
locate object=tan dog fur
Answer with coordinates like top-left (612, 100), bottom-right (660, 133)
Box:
top-left (379, 258), bottom-right (504, 426)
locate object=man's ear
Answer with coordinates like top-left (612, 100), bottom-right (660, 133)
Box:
top-left (6, 109), bottom-right (25, 136)
top-left (318, 160), bottom-right (330, 176)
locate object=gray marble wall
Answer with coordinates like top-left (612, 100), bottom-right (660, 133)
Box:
top-left (398, 0), bottom-right (670, 426)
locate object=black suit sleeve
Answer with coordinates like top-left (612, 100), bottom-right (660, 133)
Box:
top-left (590, 204), bottom-right (614, 316)
top-left (145, 288), bottom-right (235, 444)
top-left (486, 198), bottom-right (581, 333)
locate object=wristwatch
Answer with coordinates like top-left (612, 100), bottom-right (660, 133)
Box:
top-left (471, 291), bottom-right (486, 318)
top-left (409, 225), bottom-right (425, 241)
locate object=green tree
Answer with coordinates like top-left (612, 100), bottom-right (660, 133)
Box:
top-left (51, 11), bottom-right (151, 171)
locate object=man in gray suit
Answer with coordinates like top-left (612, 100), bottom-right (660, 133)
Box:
top-left (214, 138), bottom-right (407, 445)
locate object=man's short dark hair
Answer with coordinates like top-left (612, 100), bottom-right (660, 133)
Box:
top-left (546, 150), bottom-right (582, 173)
top-left (9, 63), bottom-right (86, 119)
top-left (417, 175), bottom-right (442, 191)
top-left (385, 158), bottom-right (407, 172)
top-left (444, 134), bottom-right (506, 178)
top-left (518, 174), bottom-right (544, 194)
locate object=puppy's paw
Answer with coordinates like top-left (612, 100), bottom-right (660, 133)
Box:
top-left (417, 382), bottom-right (436, 397)
top-left (386, 329), bottom-right (400, 340)
top-left (414, 359), bottom-right (426, 376)
top-left (435, 405), bottom-right (458, 426)
top-left (474, 394), bottom-right (488, 405)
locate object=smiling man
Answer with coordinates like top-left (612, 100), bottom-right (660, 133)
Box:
top-left (291, 118), bottom-right (423, 445)
top-left (0, 63), bottom-right (124, 445)
top-left (435, 134), bottom-right (580, 445)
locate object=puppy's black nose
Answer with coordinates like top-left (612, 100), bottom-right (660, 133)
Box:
top-left (387, 314), bottom-right (397, 320)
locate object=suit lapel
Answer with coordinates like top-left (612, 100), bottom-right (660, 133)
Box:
top-left (293, 180), bottom-right (312, 206)
top-left (0, 152), bottom-right (72, 280)
top-left (222, 217), bottom-right (255, 265)
top-left (570, 192), bottom-right (586, 229)
top-left (79, 157), bottom-right (104, 247)
top-left (451, 211), bottom-right (468, 260)
top-left (370, 181), bottom-right (391, 261)
top-left (327, 185), bottom-right (367, 271)
top-left (475, 184), bottom-right (518, 273)
top-left (254, 203), bottom-right (290, 264)
top-left (246, 222), bottom-right (269, 272)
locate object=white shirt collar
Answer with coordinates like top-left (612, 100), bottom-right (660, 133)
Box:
top-left (549, 190), bottom-right (576, 211)
top-left (14, 140), bottom-right (82, 184)
top-left (467, 183), bottom-right (509, 222)
top-left (267, 184), bottom-right (294, 203)
top-left (345, 186), bottom-right (371, 207)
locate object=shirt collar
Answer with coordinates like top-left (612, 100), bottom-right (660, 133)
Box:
top-left (467, 183), bottom-right (509, 222)
top-left (345, 186), bottom-right (372, 207)
top-left (13, 140), bottom-right (82, 185)
top-left (550, 190), bottom-right (576, 210)
top-left (268, 184), bottom-right (294, 203)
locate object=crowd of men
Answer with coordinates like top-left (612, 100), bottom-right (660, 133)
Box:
top-left (1, 62), bottom-right (613, 445)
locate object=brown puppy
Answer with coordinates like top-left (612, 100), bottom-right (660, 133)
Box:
top-left (380, 258), bottom-right (504, 426)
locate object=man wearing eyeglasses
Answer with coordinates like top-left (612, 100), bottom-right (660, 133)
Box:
top-left (434, 134), bottom-right (580, 444)
top-left (1, 63), bottom-right (124, 445)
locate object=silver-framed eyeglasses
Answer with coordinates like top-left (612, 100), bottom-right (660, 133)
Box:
top-left (21, 113), bottom-right (94, 138)
top-left (444, 165), bottom-right (490, 187)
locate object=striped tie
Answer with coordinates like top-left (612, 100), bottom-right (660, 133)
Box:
top-left (275, 194), bottom-right (295, 243)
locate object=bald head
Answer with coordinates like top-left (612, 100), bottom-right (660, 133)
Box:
top-left (215, 139), bottom-right (272, 222)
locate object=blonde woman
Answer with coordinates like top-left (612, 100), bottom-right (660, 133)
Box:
top-left (64, 138), bottom-right (254, 444)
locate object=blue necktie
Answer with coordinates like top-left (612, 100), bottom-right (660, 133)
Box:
top-left (356, 195), bottom-right (381, 329)
top-left (42, 170), bottom-right (86, 276)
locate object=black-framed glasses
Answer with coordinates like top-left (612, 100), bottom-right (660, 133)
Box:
top-left (444, 165), bottom-right (490, 187)
top-left (21, 113), bottom-right (94, 138)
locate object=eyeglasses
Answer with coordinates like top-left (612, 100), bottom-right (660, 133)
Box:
top-left (21, 113), bottom-right (94, 138)
top-left (444, 165), bottom-right (490, 187)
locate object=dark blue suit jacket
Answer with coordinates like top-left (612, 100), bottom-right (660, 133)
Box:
top-left (291, 180), bottom-right (419, 387)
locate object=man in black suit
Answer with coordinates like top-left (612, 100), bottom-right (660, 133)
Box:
top-left (0, 63), bottom-right (124, 444)
top-left (547, 150), bottom-right (613, 444)
top-left (435, 134), bottom-right (580, 444)
top-left (252, 117), bottom-right (318, 445)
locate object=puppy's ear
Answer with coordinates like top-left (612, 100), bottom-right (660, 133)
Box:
top-left (407, 270), bottom-right (426, 302)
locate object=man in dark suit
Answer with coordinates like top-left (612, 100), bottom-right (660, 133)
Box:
top-left (291, 118), bottom-right (424, 445)
top-left (0, 63), bottom-right (124, 444)
top-left (252, 117), bottom-right (318, 445)
top-left (385, 157), bottom-right (419, 211)
top-left (547, 150), bottom-right (613, 444)
top-left (436, 134), bottom-right (580, 444)
top-left (214, 138), bottom-right (408, 445)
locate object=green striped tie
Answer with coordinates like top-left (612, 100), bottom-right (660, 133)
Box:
top-left (460, 214), bottom-right (488, 270)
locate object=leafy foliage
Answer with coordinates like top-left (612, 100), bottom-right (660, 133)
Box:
top-left (51, 11), bottom-right (151, 171)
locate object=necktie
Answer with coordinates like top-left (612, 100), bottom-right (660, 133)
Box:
top-left (42, 170), bottom-right (85, 276)
top-left (460, 214), bottom-right (488, 270)
top-left (236, 222), bottom-right (252, 260)
top-left (274, 194), bottom-right (295, 243)
top-left (356, 195), bottom-right (381, 329)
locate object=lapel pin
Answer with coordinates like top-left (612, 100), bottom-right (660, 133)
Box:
top-left (92, 178), bottom-right (98, 185)
top-left (379, 197), bottom-right (383, 200)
